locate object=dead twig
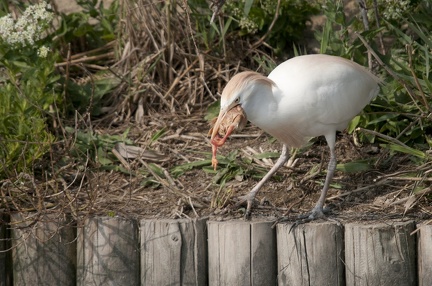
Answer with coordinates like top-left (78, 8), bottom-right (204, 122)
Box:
top-left (250, 0), bottom-right (281, 50)
top-left (356, 33), bottom-right (429, 114)
top-left (356, 127), bottom-right (411, 149)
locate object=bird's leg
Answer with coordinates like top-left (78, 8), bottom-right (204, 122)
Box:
top-left (299, 133), bottom-right (337, 220)
top-left (308, 147), bottom-right (336, 219)
top-left (234, 144), bottom-right (290, 219)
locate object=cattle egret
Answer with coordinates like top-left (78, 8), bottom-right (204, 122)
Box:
top-left (210, 54), bottom-right (380, 220)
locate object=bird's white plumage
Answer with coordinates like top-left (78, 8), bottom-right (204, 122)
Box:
top-left (240, 54), bottom-right (380, 147)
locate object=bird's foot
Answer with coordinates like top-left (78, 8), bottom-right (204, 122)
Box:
top-left (289, 206), bottom-right (333, 232)
top-left (298, 206), bottom-right (330, 220)
top-left (220, 192), bottom-right (257, 220)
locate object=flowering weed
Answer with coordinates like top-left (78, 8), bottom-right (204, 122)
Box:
top-left (0, 1), bottom-right (59, 178)
top-left (0, 2), bottom-right (53, 49)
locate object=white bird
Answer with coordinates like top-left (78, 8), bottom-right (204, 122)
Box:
top-left (210, 54), bottom-right (380, 220)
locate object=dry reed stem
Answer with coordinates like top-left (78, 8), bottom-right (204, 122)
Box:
top-left (112, 0), bottom-right (275, 120)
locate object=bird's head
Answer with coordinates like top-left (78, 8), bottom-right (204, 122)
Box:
top-left (210, 71), bottom-right (274, 146)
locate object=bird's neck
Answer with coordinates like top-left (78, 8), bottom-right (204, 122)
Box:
top-left (243, 83), bottom-right (279, 125)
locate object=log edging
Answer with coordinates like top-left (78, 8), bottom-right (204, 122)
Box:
top-left (0, 215), bottom-right (429, 286)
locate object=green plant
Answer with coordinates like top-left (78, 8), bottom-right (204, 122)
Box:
top-left (188, 0), bottom-right (319, 59)
top-left (171, 150), bottom-right (269, 185)
top-left (188, 0), bottom-right (233, 56)
top-left (55, 0), bottom-right (118, 52)
top-left (0, 2), bottom-right (60, 178)
top-left (318, 0), bottom-right (432, 153)
top-left (225, 0), bottom-right (320, 56)
top-left (52, 0), bottom-right (121, 118)
top-left (64, 74), bottom-right (121, 116)
top-left (64, 126), bottom-right (132, 170)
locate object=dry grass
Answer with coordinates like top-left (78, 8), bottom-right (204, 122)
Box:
top-left (107, 0), bottom-right (277, 122)
top-left (3, 114), bottom-right (432, 223)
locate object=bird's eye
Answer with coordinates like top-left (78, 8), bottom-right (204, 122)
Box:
top-left (235, 98), bottom-right (240, 104)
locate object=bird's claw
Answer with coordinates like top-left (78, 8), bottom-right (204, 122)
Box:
top-left (219, 193), bottom-right (257, 220)
top-left (240, 194), bottom-right (256, 219)
top-left (289, 206), bottom-right (332, 233)
top-left (297, 206), bottom-right (330, 220)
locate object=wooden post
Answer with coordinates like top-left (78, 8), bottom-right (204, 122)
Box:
top-left (11, 212), bottom-right (76, 285)
top-left (0, 214), bottom-right (9, 286)
top-left (345, 221), bottom-right (417, 286)
top-left (418, 223), bottom-right (432, 286)
top-left (277, 222), bottom-right (344, 286)
top-left (140, 218), bottom-right (208, 285)
top-left (77, 216), bottom-right (139, 286)
top-left (207, 220), bottom-right (277, 286)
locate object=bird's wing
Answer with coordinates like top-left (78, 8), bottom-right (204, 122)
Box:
top-left (266, 55), bottom-right (380, 143)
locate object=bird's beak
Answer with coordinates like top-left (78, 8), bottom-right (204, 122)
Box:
top-left (210, 106), bottom-right (230, 141)
top-left (209, 104), bottom-right (247, 147)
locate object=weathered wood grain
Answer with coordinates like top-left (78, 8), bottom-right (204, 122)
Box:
top-left (208, 220), bottom-right (250, 285)
top-left (2, 213), bottom-right (427, 284)
top-left (345, 221), bottom-right (416, 286)
top-left (250, 221), bottom-right (277, 285)
top-left (11, 213), bottom-right (76, 286)
top-left (418, 223), bottom-right (432, 286)
top-left (77, 216), bottom-right (139, 286)
top-left (0, 214), bottom-right (9, 286)
top-left (140, 218), bottom-right (208, 285)
top-left (208, 220), bottom-right (277, 286)
top-left (277, 222), bottom-right (344, 286)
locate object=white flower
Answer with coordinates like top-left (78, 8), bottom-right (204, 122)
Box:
top-left (37, 45), bottom-right (50, 58)
top-left (0, 15), bottom-right (14, 36)
top-left (239, 18), bottom-right (258, 34)
top-left (382, 0), bottom-right (411, 20)
top-left (0, 2), bottom-right (53, 48)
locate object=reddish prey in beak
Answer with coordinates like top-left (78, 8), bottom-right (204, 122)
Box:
top-left (208, 105), bottom-right (247, 170)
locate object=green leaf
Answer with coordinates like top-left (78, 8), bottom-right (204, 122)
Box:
top-left (367, 114), bottom-right (399, 125)
top-left (407, 22), bottom-right (432, 49)
top-left (253, 152), bottom-right (280, 159)
top-left (148, 163), bottom-right (164, 177)
top-left (171, 159), bottom-right (212, 178)
top-left (347, 116), bottom-right (361, 133)
top-left (337, 161), bottom-right (372, 173)
top-left (386, 144), bottom-right (426, 159)
top-left (220, 17), bottom-right (233, 39)
top-left (10, 61), bottom-right (32, 69)
top-left (151, 128), bottom-right (167, 142)
top-left (243, 0), bottom-right (253, 16)
top-left (320, 19), bottom-right (332, 54)
top-left (205, 100), bottom-right (220, 121)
